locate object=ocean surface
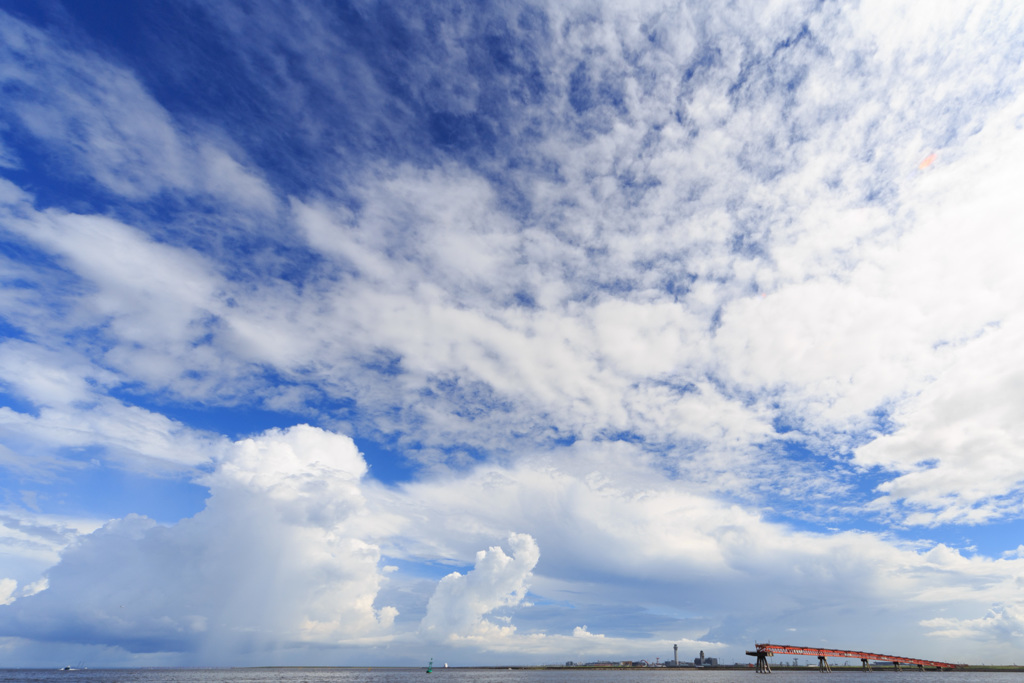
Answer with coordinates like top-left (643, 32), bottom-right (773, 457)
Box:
top-left (1, 669), bottom-right (1019, 683)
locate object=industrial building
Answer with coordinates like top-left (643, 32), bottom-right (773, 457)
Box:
top-left (662, 645), bottom-right (719, 668)
top-left (694, 650), bottom-right (719, 667)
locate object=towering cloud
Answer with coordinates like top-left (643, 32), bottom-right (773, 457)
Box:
top-left (420, 533), bottom-right (539, 642)
top-left (0, 426), bottom-right (396, 659)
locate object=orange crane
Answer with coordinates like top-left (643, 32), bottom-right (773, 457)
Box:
top-left (747, 643), bottom-right (963, 673)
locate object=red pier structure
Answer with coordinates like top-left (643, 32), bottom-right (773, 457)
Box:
top-left (746, 643), bottom-right (963, 673)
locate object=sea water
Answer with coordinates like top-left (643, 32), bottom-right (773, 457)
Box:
top-left (0, 670), bottom-right (1018, 683)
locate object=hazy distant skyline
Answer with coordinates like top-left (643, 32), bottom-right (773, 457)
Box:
top-left (2, 0), bottom-right (1024, 668)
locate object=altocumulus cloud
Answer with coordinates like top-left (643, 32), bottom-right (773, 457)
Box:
top-left (3, 0), bottom-right (1024, 668)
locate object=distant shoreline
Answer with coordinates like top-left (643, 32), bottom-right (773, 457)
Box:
top-left (232, 665), bottom-right (1024, 672)
top-left (11, 665), bottom-right (1023, 672)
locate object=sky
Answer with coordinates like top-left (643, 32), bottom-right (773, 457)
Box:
top-left (1, 0), bottom-right (1024, 669)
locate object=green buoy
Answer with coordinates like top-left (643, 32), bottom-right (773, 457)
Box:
top-left (427, 658), bottom-right (433, 674)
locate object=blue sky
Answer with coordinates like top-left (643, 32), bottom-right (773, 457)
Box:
top-left (2, 0), bottom-right (1024, 668)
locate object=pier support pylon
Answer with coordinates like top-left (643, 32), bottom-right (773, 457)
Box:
top-left (862, 659), bottom-right (871, 671)
top-left (818, 656), bottom-right (831, 673)
top-left (893, 662), bottom-right (902, 672)
top-left (754, 652), bottom-right (771, 673)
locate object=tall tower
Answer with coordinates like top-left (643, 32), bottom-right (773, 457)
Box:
top-left (700, 650), bottom-right (705, 667)
top-left (674, 644), bottom-right (678, 665)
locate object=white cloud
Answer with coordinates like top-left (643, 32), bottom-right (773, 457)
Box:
top-left (0, 401), bottom-right (223, 472)
top-left (0, 341), bottom-right (114, 409)
top-left (198, 145), bottom-right (277, 213)
top-left (0, 426), bottom-right (397, 659)
top-left (0, 579), bottom-right (16, 606)
top-left (18, 578), bottom-right (47, 598)
top-left (0, 136), bottom-right (18, 170)
top-left (10, 210), bottom-right (221, 354)
top-left (420, 533), bottom-right (538, 642)
top-left (923, 604), bottom-right (1024, 641)
top-left (0, 11), bottom-right (275, 209)
top-left (0, 187), bottom-right (273, 406)
top-left (0, 340), bottom-right (226, 474)
top-left (0, 14), bottom-right (188, 199)
top-left (846, 96), bottom-right (1024, 524)
top-left (0, 510), bottom-right (102, 566)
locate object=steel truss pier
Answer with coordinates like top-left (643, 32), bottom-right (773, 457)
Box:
top-left (746, 643), bottom-right (961, 673)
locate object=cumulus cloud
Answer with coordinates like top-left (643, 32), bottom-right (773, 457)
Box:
top-left (420, 533), bottom-right (539, 642)
top-left (0, 426), bottom-right (396, 659)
